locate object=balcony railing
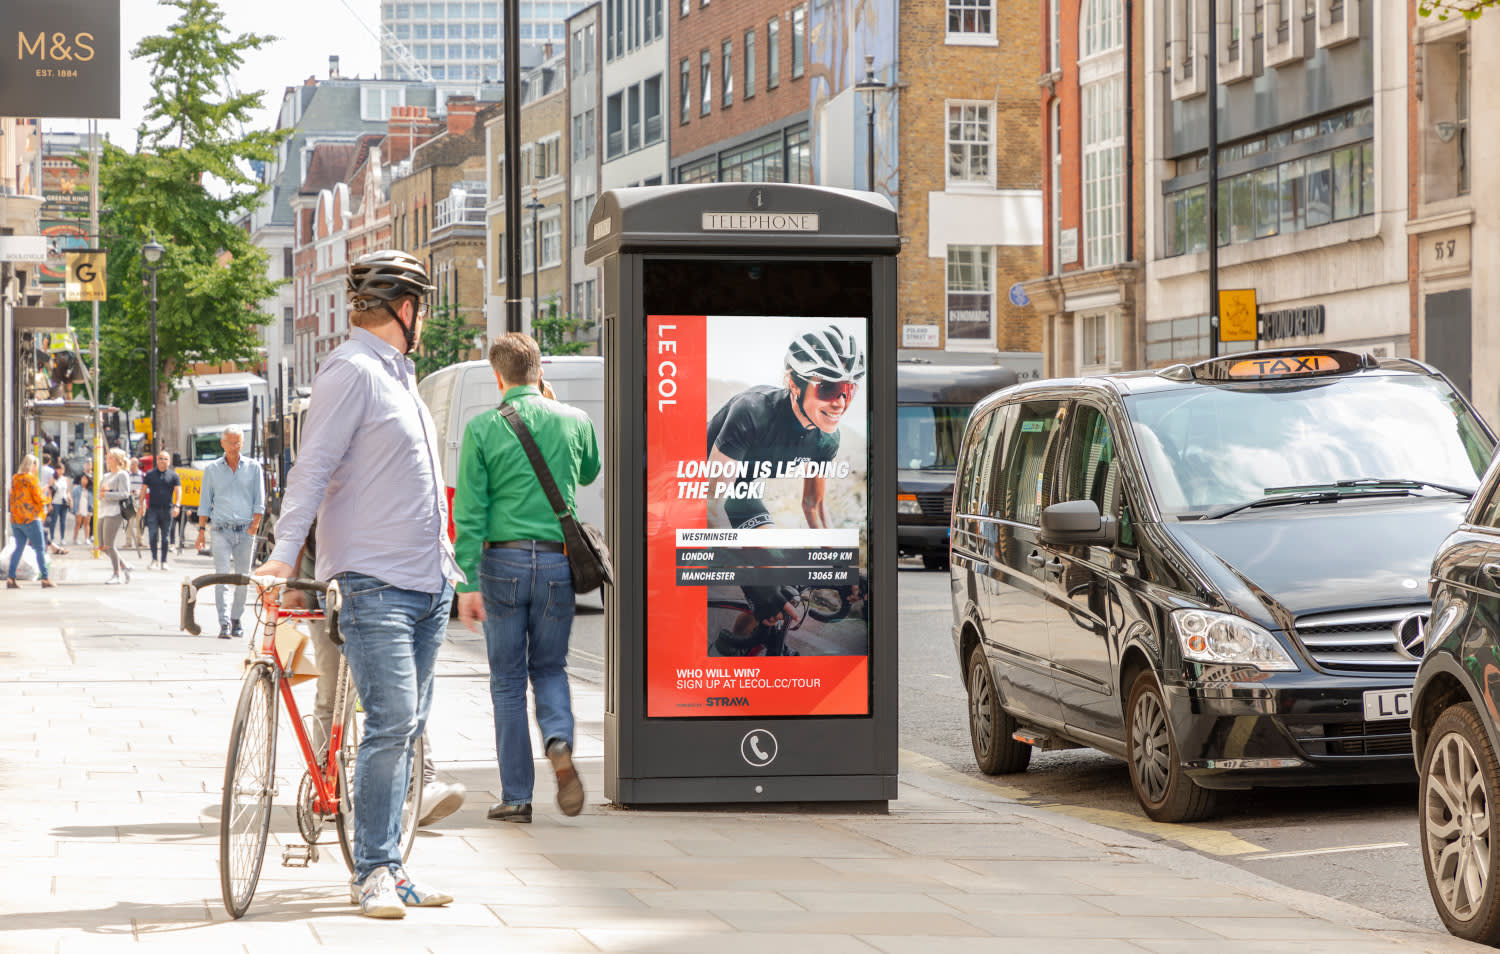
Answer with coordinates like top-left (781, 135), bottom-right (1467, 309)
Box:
top-left (434, 183), bottom-right (486, 232)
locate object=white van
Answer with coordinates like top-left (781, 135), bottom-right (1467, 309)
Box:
top-left (418, 356), bottom-right (606, 537)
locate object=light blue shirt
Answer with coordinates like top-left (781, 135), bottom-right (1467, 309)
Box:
top-left (268, 328), bottom-right (460, 594)
top-left (199, 455), bottom-right (265, 528)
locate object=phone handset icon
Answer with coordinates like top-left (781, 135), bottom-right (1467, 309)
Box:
top-left (740, 729), bottom-right (778, 766)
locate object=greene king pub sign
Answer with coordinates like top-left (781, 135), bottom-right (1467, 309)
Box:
top-left (0, 0), bottom-right (120, 119)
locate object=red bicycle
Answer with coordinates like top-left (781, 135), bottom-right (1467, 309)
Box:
top-left (181, 573), bottom-right (423, 918)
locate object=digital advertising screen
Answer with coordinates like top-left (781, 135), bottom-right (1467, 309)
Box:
top-left (645, 314), bottom-right (871, 718)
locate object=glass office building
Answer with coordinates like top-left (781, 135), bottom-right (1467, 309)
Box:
top-left (381, 1), bottom-right (585, 82)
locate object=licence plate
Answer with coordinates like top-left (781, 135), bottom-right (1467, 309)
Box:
top-left (1363, 687), bottom-right (1414, 722)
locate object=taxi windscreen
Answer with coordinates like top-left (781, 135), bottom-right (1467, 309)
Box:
top-left (1124, 374), bottom-right (1493, 517)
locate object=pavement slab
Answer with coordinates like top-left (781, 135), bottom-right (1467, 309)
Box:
top-left (0, 546), bottom-right (1490, 953)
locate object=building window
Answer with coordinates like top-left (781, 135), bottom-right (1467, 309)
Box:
top-left (1082, 76), bottom-right (1125, 267)
top-left (790, 5), bottom-right (806, 79)
top-left (744, 29), bottom-right (757, 98)
top-left (1050, 100), bottom-right (1062, 271)
top-left (1458, 45), bottom-right (1470, 195)
top-left (722, 40), bottom-right (734, 107)
top-left (946, 101), bottom-right (993, 188)
top-left (948, 0), bottom-right (993, 36)
top-left (946, 246), bottom-right (994, 348)
top-left (1077, 310), bottom-right (1122, 372)
top-left (573, 193), bottom-right (593, 244)
top-left (1144, 315), bottom-right (1211, 365)
top-left (1081, 0), bottom-right (1122, 57)
top-left (681, 0), bottom-right (688, 15)
top-left (721, 133), bottom-right (784, 182)
top-left (787, 123), bottom-right (812, 183)
top-left (680, 58), bottom-right (691, 124)
top-left (627, 84), bottom-right (641, 152)
top-left (1049, 0), bottom-right (1060, 69)
top-left (572, 109), bottom-right (596, 161)
top-left (678, 156), bottom-right (717, 183)
top-left (540, 212), bottom-right (562, 268)
top-left (767, 16), bottom-right (780, 88)
top-left (521, 220), bottom-right (535, 275)
top-left (644, 74), bottom-right (663, 144)
top-left (360, 86), bottom-right (406, 120)
top-left (700, 49), bottom-right (712, 115)
top-left (606, 91), bottom-right (623, 158)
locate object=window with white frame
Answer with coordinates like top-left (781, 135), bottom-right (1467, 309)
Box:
top-left (680, 58), bottom-right (691, 124)
top-left (1082, 76), bottom-right (1125, 268)
top-left (572, 194), bottom-right (594, 245)
top-left (521, 220), bottom-right (535, 275)
top-left (700, 50), bottom-right (712, 115)
top-left (945, 246), bottom-right (994, 348)
top-left (1050, 100), bottom-right (1062, 273)
top-left (791, 5), bottom-right (806, 78)
top-left (1170, 0), bottom-right (1207, 98)
top-left (947, 0), bottom-right (994, 37)
top-left (722, 39), bottom-right (733, 107)
top-left (1049, 0), bottom-right (1061, 70)
top-left (946, 102), bottom-right (994, 188)
top-left (540, 211), bottom-right (562, 268)
top-left (360, 86), bottom-right (406, 120)
top-left (1080, 0), bottom-right (1122, 57)
top-left (1077, 310), bottom-right (1122, 372)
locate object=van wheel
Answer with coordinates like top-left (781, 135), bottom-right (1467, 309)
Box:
top-left (1420, 703), bottom-right (1500, 944)
top-left (967, 645), bottom-right (1031, 774)
top-left (922, 550), bottom-right (949, 571)
top-left (1125, 670), bottom-right (1216, 823)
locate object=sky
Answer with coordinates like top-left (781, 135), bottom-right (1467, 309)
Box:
top-left (50, 0), bottom-right (384, 145)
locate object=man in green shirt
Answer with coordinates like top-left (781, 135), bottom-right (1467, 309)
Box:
top-left (454, 333), bottom-right (600, 823)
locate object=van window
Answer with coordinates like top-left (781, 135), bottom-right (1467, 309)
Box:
top-left (956, 407), bottom-right (997, 515)
top-left (1000, 400), bottom-right (1064, 525)
top-left (1062, 405), bottom-right (1117, 516)
top-left (898, 404), bottom-right (970, 470)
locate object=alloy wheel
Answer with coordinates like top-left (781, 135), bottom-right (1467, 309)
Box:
top-left (1131, 688), bottom-right (1171, 804)
top-left (1426, 729), bottom-right (1493, 920)
top-left (968, 659), bottom-right (995, 760)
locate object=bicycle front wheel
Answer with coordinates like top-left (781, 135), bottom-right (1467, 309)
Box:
top-left (219, 661), bottom-right (278, 919)
top-left (334, 690), bottom-right (425, 874)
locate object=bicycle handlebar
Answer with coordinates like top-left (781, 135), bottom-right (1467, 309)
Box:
top-left (180, 574), bottom-right (342, 645)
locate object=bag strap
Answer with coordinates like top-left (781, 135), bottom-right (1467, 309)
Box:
top-left (498, 402), bottom-right (573, 521)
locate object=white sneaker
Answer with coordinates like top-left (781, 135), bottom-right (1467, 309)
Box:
top-left (391, 865), bottom-right (453, 906)
top-left (122, 564), bottom-right (132, 583)
top-left (147, 561), bottom-right (159, 571)
top-left (352, 867), bottom-right (406, 918)
top-left (104, 574), bottom-right (120, 585)
top-left (418, 781), bottom-right (466, 827)
top-left (161, 559), bottom-right (170, 571)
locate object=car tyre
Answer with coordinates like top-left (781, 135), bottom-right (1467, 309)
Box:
top-left (967, 645), bottom-right (1031, 775)
top-left (1125, 669), bottom-right (1216, 823)
top-left (1420, 702), bottom-right (1500, 945)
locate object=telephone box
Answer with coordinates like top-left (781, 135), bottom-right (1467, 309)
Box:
top-left (586, 183), bottom-right (899, 805)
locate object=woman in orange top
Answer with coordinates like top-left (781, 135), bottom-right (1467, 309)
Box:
top-left (8, 454), bottom-right (53, 588)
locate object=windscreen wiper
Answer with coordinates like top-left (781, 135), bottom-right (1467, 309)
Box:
top-left (1262, 478), bottom-right (1476, 499)
top-left (1200, 488), bottom-right (1412, 520)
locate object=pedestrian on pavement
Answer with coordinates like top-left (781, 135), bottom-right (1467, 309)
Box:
top-left (141, 450), bottom-right (181, 571)
top-left (124, 457), bottom-right (145, 556)
top-left (7, 454), bottom-right (55, 589)
top-left (99, 448), bottom-right (134, 584)
top-left (284, 518), bottom-right (467, 828)
top-left (455, 332), bottom-right (600, 825)
top-left (196, 426), bottom-right (264, 638)
top-left (255, 248), bottom-right (458, 919)
top-left (47, 469), bottom-right (70, 555)
top-left (71, 474), bottom-right (91, 546)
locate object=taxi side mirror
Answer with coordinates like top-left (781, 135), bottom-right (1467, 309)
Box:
top-left (1040, 500), bottom-right (1116, 548)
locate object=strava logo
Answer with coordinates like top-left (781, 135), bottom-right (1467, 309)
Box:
top-left (707, 697), bottom-right (749, 707)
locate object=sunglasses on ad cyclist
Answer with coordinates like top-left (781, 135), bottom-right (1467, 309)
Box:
top-left (811, 380), bottom-right (858, 402)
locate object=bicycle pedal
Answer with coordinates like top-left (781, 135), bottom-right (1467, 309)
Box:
top-left (281, 843), bottom-right (319, 867)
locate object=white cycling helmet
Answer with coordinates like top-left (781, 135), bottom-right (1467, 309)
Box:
top-left (785, 325), bottom-right (865, 382)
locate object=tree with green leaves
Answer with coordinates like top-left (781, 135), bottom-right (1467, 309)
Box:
top-left (414, 303), bottom-right (481, 379)
top-left (75, 0), bottom-right (285, 432)
top-left (1420, 1), bottom-right (1496, 18)
top-left (533, 297), bottom-right (595, 356)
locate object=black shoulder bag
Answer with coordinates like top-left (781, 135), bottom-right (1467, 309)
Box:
top-left (498, 403), bottom-right (613, 594)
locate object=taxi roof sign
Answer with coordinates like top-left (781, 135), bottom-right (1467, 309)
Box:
top-left (1179, 349), bottom-right (1372, 382)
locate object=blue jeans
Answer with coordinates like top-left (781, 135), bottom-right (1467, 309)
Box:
top-left (210, 525), bottom-right (254, 630)
top-left (46, 504), bottom-right (68, 545)
top-left (145, 509), bottom-right (172, 563)
top-left (8, 520), bottom-right (47, 580)
top-left (336, 572), bottom-right (451, 881)
top-left (479, 547), bottom-right (575, 806)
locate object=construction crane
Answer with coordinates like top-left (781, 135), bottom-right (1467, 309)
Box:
top-left (335, 0), bottom-right (435, 83)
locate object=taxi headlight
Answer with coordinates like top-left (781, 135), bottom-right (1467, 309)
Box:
top-left (897, 494), bottom-right (923, 515)
top-left (1170, 609), bottom-right (1298, 672)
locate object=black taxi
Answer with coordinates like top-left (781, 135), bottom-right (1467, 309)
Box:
top-left (949, 348), bottom-right (1494, 822)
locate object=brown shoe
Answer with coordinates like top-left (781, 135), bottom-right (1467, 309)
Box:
top-left (40, 579), bottom-right (56, 588)
top-left (486, 802), bottom-right (532, 823)
top-left (547, 740), bottom-right (584, 817)
top-left (5, 579), bottom-right (17, 589)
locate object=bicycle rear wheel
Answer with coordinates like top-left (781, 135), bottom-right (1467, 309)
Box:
top-left (334, 684), bottom-right (424, 874)
top-left (219, 661), bottom-right (278, 919)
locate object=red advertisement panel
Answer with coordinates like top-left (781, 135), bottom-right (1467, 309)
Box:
top-left (645, 315), bottom-right (870, 718)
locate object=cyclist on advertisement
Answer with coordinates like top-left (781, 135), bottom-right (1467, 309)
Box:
top-left (706, 326), bottom-right (864, 654)
top-left (254, 249), bottom-right (460, 919)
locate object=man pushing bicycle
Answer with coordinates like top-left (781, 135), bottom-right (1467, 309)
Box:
top-left (255, 249), bottom-right (459, 919)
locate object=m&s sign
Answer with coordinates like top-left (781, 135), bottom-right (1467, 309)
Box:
top-left (0, 0), bottom-right (120, 119)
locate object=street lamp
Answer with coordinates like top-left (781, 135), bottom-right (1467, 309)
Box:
top-left (524, 191), bottom-right (544, 330)
top-left (852, 55), bottom-right (888, 195)
top-left (141, 237), bottom-right (165, 456)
